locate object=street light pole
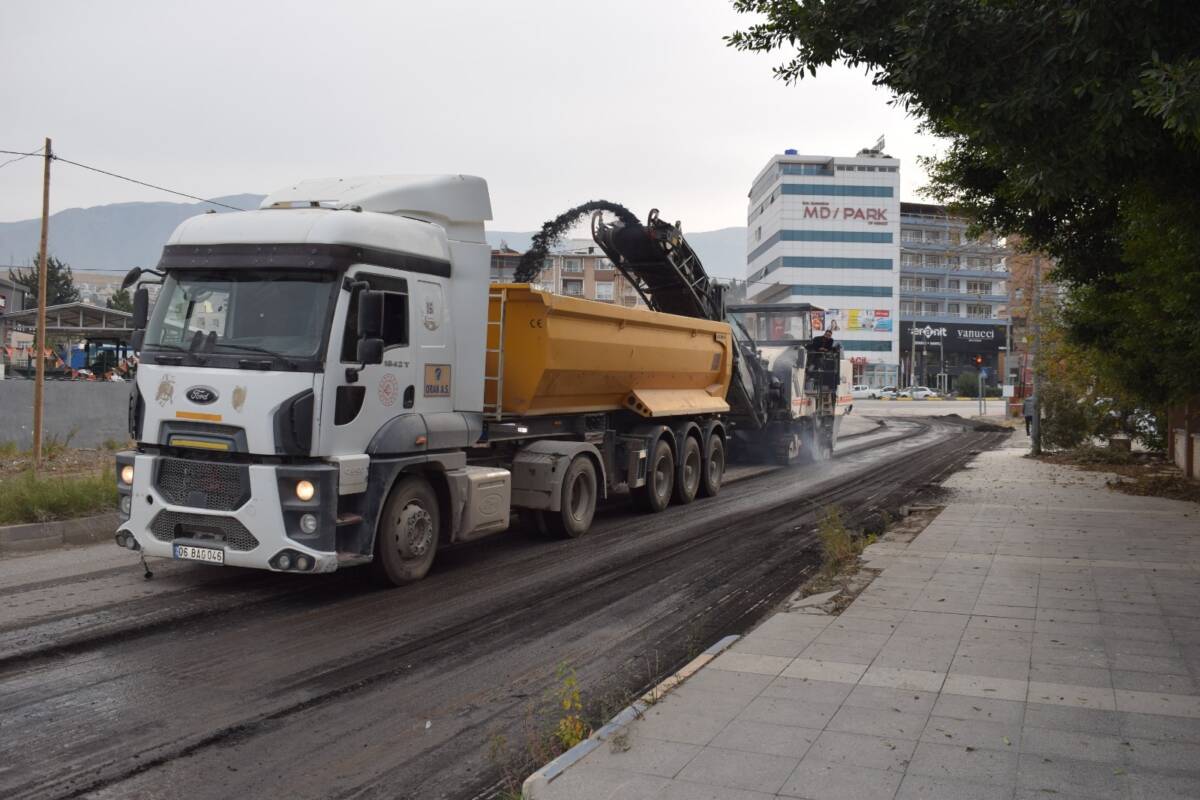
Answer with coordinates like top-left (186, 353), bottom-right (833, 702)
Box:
top-left (1031, 255), bottom-right (1043, 455)
top-left (32, 137), bottom-right (52, 473)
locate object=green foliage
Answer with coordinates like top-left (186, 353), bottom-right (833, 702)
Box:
top-left (553, 663), bottom-right (588, 749)
top-left (1040, 383), bottom-right (1093, 450)
top-left (107, 287), bottom-right (133, 313)
top-left (955, 371), bottom-right (979, 398)
top-left (726, 1), bottom-right (1200, 406)
top-left (0, 468), bottom-right (117, 525)
top-left (8, 254), bottom-right (80, 307)
top-left (817, 506), bottom-right (864, 576)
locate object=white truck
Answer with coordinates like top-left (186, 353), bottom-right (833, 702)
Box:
top-left (114, 176), bottom-right (850, 584)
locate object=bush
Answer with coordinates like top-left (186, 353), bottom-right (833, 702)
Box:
top-left (956, 372), bottom-right (979, 398)
top-left (0, 468), bottom-right (117, 524)
top-left (1040, 384), bottom-right (1093, 449)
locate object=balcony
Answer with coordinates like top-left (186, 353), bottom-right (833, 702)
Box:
top-left (900, 287), bottom-right (1008, 304)
top-left (900, 263), bottom-right (1007, 279)
top-left (898, 311), bottom-right (1009, 326)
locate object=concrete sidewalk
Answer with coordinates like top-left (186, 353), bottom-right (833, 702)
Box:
top-left (526, 433), bottom-right (1200, 799)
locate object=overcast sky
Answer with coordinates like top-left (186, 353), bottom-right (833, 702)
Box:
top-left (0, 0), bottom-right (943, 231)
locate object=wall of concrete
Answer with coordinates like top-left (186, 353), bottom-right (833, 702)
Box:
top-left (0, 379), bottom-right (130, 449)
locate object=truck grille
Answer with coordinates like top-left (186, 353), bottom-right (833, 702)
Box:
top-left (155, 458), bottom-right (249, 511)
top-left (149, 510), bottom-right (260, 552)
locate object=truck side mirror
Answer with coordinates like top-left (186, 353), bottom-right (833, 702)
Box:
top-left (357, 337), bottom-right (384, 365)
top-left (358, 290), bottom-right (384, 339)
top-left (132, 287), bottom-right (150, 329)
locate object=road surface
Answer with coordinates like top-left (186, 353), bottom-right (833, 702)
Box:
top-left (0, 414), bottom-right (1005, 800)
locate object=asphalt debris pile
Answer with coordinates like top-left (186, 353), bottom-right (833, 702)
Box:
top-left (515, 200), bottom-right (638, 282)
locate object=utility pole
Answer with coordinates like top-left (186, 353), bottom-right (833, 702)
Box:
top-left (32, 137), bottom-right (52, 473)
top-left (1030, 255), bottom-right (1042, 455)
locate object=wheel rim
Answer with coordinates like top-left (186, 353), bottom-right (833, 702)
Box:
top-left (684, 448), bottom-right (700, 491)
top-left (567, 470), bottom-right (593, 522)
top-left (654, 454), bottom-right (671, 500)
top-left (709, 442), bottom-right (724, 482)
top-left (396, 502), bottom-right (434, 559)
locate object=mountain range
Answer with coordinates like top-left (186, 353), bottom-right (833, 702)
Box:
top-left (0, 196), bottom-right (748, 280)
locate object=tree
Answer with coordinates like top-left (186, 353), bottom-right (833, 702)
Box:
top-left (727, 1), bottom-right (1200, 405)
top-left (107, 287), bottom-right (132, 313)
top-left (8, 254), bottom-right (81, 307)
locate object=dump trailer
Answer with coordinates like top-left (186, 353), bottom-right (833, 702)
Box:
top-left (112, 175), bottom-right (847, 585)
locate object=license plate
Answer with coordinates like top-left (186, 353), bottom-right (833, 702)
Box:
top-left (174, 544), bottom-right (225, 564)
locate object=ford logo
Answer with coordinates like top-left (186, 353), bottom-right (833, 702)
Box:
top-left (185, 386), bottom-right (219, 404)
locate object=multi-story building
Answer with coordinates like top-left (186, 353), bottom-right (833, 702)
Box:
top-left (490, 243), bottom-right (643, 307)
top-left (898, 202), bottom-right (1009, 392)
top-left (744, 147), bottom-right (901, 387)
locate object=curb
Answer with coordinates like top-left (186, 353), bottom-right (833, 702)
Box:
top-left (522, 634), bottom-right (740, 799)
top-left (0, 512), bottom-right (119, 555)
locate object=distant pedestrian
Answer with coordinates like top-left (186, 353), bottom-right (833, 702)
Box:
top-left (1023, 394), bottom-right (1036, 435)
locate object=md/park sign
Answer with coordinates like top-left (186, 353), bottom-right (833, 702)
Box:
top-left (901, 321), bottom-right (1006, 353)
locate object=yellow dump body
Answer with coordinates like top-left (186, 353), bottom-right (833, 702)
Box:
top-left (485, 284), bottom-right (733, 418)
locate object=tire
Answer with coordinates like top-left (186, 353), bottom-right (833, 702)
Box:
top-left (542, 455), bottom-right (598, 539)
top-left (698, 432), bottom-right (724, 498)
top-left (775, 432), bottom-right (802, 466)
top-left (673, 435), bottom-right (702, 505)
top-left (631, 438), bottom-right (674, 513)
top-left (371, 475), bottom-right (440, 586)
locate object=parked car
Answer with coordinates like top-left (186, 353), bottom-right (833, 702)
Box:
top-left (878, 385), bottom-right (899, 399)
top-left (899, 386), bottom-right (939, 400)
top-left (851, 384), bottom-right (878, 399)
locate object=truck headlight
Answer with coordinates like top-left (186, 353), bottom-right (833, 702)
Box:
top-left (295, 480), bottom-right (315, 501)
top-left (299, 513), bottom-right (318, 534)
top-left (120, 495), bottom-right (132, 515)
top-left (120, 465), bottom-right (135, 485)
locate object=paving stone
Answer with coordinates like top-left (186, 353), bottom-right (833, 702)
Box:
top-left (842, 683), bottom-right (938, 714)
top-left (674, 746), bottom-right (799, 794)
top-left (736, 696), bottom-right (841, 729)
top-left (860, 665), bottom-right (946, 692)
top-left (581, 734), bottom-right (701, 778)
top-left (534, 765), bottom-right (670, 800)
top-left (805, 729), bottom-right (917, 772)
top-left (779, 658), bottom-right (866, 684)
top-left (1111, 653), bottom-right (1190, 675)
top-left (1127, 770), bottom-right (1200, 800)
top-left (800, 642), bottom-right (882, 666)
top-left (730, 636), bottom-right (809, 659)
top-left (1115, 689), bottom-right (1200, 718)
top-left (1027, 681), bottom-right (1117, 710)
top-left (950, 655), bottom-right (1031, 681)
top-left (1111, 669), bottom-right (1198, 695)
top-left (758, 676), bottom-right (855, 707)
top-left (655, 779), bottom-right (775, 800)
top-left (634, 702), bottom-right (739, 747)
top-left (907, 740), bottom-right (1019, 785)
top-left (825, 703), bottom-right (928, 740)
top-left (1124, 736), bottom-right (1200, 773)
top-left (1120, 712), bottom-right (1200, 743)
top-left (1020, 725), bottom-right (1130, 763)
top-left (707, 719), bottom-right (820, 760)
top-left (921, 715), bottom-right (1021, 752)
top-left (681, 667), bottom-right (773, 698)
top-left (1028, 663), bottom-right (1113, 688)
top-left (896, 773), bottom-right (1013, 800)
top-left (708, 652), bottom-right (792, 677)
top-left (931, 694), bottom-right (1025, 725)
top-left (777, 757), bottom-right (903, 800)
top-left (942, 673), bottom-right (1029, 702)
top-left (1016, 752), bottom-right (1129, 800)
top-left (1021, 703), bottom-right (1122, 736)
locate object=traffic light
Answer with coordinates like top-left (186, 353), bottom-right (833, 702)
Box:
top-left (973, 355), bottom-right (984, 367)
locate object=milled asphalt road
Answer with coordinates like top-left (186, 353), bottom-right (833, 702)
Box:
top-left (0, 415), bottom-right (1002, 800)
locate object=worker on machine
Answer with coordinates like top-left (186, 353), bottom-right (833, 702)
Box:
top-left (809, 328), bottom-right (836, 352)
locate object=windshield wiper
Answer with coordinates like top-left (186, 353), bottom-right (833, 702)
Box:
top-left (213, 342), bottom-right (299, 369)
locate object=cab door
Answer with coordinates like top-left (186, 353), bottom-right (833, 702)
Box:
top-left (321, 269), bottom-right (417, 456)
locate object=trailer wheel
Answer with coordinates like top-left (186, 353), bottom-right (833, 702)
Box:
top-left (698, 433), bottom-right (724, 498)
top-left (543, 455), bottom-right (598, 539)
top-left (632, 438), bottom-right (674, 513)
top-left (371, 475), bottom-right (439, 586)
top-left (673, 435), bottom-right (702, 505)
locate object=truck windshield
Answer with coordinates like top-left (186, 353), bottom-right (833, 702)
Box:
top-left (144, 270), bottom-right (337, 358)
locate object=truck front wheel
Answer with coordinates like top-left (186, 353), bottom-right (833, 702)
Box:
top-left (632, 439), bottom-right (674, 513)
top-left (543, 455), bottom-right (598, 539)
top-left (372, 475), bottom-right (440, 586)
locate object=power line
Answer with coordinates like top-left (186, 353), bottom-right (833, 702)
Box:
top-left (0, 146), bottom-right (44, 171)
top-left (50, 155), bottom-right (246, 211)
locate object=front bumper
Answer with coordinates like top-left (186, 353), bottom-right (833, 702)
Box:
top-left (115, 451), bottom-right (340, 573)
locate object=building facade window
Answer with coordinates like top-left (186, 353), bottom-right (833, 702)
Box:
top-left (788, 284), bottom-right (892, 298)
top-left (595, 258), bottom-right (612, 271)
top-left (563, 259), bottom-right (582, 273)
top-left (923, 278), bottom-right (939, 290)
top-left (900, 301), bottom-right (915, 315)
top-left (966, 280), bottom-right (992, 295)
top-left (780, 183), bottom-right (894, 197)
top-left (947, 303), bottom-right (960, 314)
top-left (562, 279), bottom-right (584, 296)
top-left (594, 282), bottom-right (614, 301)
top-left (966, 303), bottom-right (991, 318)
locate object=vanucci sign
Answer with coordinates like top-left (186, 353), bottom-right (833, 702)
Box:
top-left (902, 321), bottom-right (1006, 353)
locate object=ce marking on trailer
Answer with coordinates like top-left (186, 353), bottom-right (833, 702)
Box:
top-left (528, 319), bottom-right (544, 328)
